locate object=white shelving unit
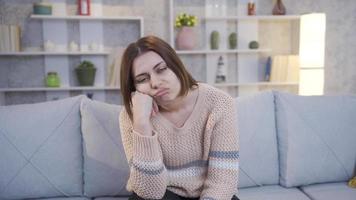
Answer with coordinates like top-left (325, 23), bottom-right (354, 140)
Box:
top-left (0, 51), bottom-right (110, 56)
top-left (204, 15), bottom-right (300, 21)
top-left (214, 82), bottom-right (299, 87)
top-left (0, 86), bottom-right (120, 92)
top-left (31, 14), bottom-right (143, 20)
top-left (30, 15), bottom-right (144, 37)
top-left (169, 0), bottom-right (300, 97)
top-left (176, 49), bottom-right (270, 55)
top-left (0, 10), bottom-right (144, 105)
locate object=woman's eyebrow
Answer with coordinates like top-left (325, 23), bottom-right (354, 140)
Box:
top-left (134, 61), bottom-right (164, 78)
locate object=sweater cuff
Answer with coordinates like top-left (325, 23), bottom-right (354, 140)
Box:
top-left (132, 130), bottom-right (161, 161)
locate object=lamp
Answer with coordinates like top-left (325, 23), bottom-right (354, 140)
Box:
top-left (299, 13), bottom-right (326, 95)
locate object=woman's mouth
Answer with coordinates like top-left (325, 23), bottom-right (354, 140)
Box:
top-left (154, 89), bottom-right (169, 97)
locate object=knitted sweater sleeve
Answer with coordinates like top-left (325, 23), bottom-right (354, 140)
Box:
top-left (200, 96), bottom-right (239, 200)
top-left (119, 108), bottom-right (167, 199)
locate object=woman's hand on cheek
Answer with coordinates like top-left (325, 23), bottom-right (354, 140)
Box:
top-left (131, 91), bottom-right (158, 135)
top-left (131, 91), bottom-right (153, 121)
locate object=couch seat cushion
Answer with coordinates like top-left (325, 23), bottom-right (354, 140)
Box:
top-left (239, 185), bottom-right (311, 200)
top-left (80, 98), bottom-right (130, 197)
top-left (301, 182), bottom-right (356, 200)
top-left (94, 198), bottom-right (128, 200)
top-left (235, 91), bottom-right (279, 188)
top-left (275, 92), bottom-right (356, 187)
top-left (0, 95), bottom-right (84, 200)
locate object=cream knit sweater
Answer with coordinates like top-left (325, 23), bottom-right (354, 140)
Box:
top-left (119, 83), bottom-right (239, 200)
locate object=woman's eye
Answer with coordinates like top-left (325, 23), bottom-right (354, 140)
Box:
top-left (135, 77), bottom-right (148, 83)
top-left (157, 67), bottom-right (167, 73)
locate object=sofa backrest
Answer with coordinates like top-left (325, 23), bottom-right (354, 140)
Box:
top-left (0, 95), bottom-right (84, 200)
top-left (80, 97), bottom-right (130, 197)
top-left (275, 91), bottom-right (356, 187)
top-left (235, 91), bottom-right (280, 188)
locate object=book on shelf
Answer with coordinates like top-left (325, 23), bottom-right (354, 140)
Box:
top-left (269, 55), bottom-right (299, 82)
top-left (107, 47), bottom-right (124, 87)
top-left (10, 25), bottom-right (21, 52)
top-left (0, 24), bottom-right (21, 52)
top-left (0, 24), bottom-right (9, 52)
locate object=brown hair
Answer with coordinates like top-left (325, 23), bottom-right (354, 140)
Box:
top-left (120, 35), bottom-right (197, 120)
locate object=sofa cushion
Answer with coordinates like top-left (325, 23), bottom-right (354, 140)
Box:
top-left (275, 92), bottom-right (356, 187)
top-left (0, 95), bottom-right (84, 200)
top-left (301, 182), bottom-right (356, 200)
top-left (94, 198), bottom-right (128, 200)
top-left (80, 98), bottom-right (130, 197)
top-left (238, 185), bottom-right (311, 200)
top-left (235, 91), bottom-right (279, 188)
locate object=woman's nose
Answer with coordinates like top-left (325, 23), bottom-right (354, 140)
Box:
top-left (150, 74), bottom-right (162, 89)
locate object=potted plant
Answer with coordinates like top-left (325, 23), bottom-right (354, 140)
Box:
top-left (175, 12), bottom-right (198, 50)
top-left (75, 60), bottom-right (96, 86)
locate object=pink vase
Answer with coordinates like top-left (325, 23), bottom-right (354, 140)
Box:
top-left (272, 0), bottom-right (286, 15)
top-left (176, 27), bottom-right (195, 50)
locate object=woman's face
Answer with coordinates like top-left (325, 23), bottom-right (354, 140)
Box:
top-left (132, 51), bottom-right (181, 103)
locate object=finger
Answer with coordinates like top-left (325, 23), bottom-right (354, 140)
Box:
top-left (150, 101), bottom-right (158, 117)
top-left (153, 101), bottom-right (159, 113)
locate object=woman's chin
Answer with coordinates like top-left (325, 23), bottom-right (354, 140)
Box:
top-left (155, 95), bottom-right (175, 103)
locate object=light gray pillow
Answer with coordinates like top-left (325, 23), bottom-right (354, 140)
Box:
top-left (0, 95), bottom-right (85, 200)
top-left (235, 91), bottom-right (280, 188)
top-left (80, 98), bottom-right (130, 197)
top-left (275, 92), bottom-right (356, 187)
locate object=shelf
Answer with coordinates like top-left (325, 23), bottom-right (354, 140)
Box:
top-left (213, 82), bottom-right (299, 87)
top-left (0, 51), bottom-right (110, 56)
top-left (0, 86), bottom-right (120, 92)
top-left (204, 15), bottom-right (300, 21)
top-left (30, 14), bottom-right (143, 21)
top-left (176, 49), bottom-right (271, 55)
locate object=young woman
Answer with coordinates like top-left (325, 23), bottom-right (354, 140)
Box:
top-left (119, 35), bottom-right (239, 200)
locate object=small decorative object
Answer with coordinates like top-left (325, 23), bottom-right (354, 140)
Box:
top-left (89, 42), bottom-right (98, 51)
top-left (75, 60), bottom-right (96, 86)
top-left (90, 0), bottom-right (102, 16)
top-left (78, 0), bottom-right (90, 15)
top-left (33, 2), bottom-right (52, 15)
top-left (86, 93), bottom-right (94, 99)
top-left (249, 40), bottom-right (259, 49)
top-left (175, 13), bottom-right (198, 50)
top-left (210, 31), bottom-right (220, 50)
top-left (349, 176), bottom-right (356, 188)
top-left (264, 56), bottom-right (272, 81)
top-left (209, 0), bottom-right (224, 17)
top-left (47, 0), bottom-right (67, 16)
top-left (69, 41), bottom-right (79, 52)
top-left (247, 1), bottom-right (256, 16)
top-left (44, 40), bottom-right (55, 51)
top-left (272, 0), bottom-right (286, 15)
top-left (45, 72), bottom-right (60, 87)
top-left (215, 56), bottom-right (227, 83)
top-left (228, 32), bottom-right (237, 49)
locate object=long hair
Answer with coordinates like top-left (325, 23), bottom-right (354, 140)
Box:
top-left (120, 35), bottom-right (197, 120)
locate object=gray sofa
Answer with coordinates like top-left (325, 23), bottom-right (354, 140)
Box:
top-left (0, 91), bottom-right (355, 200)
